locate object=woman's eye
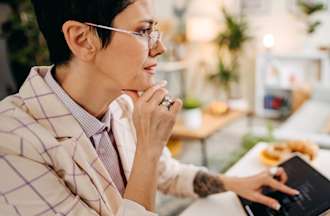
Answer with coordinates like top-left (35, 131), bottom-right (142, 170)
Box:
top-left (139, 28), bottom-right (152, 36)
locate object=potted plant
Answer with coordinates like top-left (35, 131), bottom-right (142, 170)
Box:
top-left (209, 60), bottom-right (238, 100)
top-left (182, 97), bottom-right (203, 130)
top-left (209, 8), bottom-right (251, 100)
top-left (296, 0), bottom-right (326, 35)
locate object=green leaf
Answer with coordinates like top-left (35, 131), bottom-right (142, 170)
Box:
top-left (297, 0), bottom-right (326, 15)
top-left (216, 8), bottom-right (251, 52)
top-left (308, 20), bottom-right (321, 34)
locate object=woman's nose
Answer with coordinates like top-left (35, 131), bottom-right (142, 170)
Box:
top-left (149, 40), bottom-right (167, 57)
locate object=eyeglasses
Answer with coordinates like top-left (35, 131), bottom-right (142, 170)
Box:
top-left (85, 22), bottom-right (162, 50)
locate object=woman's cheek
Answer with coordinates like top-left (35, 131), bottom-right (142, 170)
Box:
top-left (134, 71), bottom-right (153, 91)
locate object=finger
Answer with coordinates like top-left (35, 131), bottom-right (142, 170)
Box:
top-left (149, 88), bottom-right (169, 107)
top-left (252, 193), bottom-right (281, 210)
top-left (169, 99), bottom-right (183, 115)
top-left (275, 167), bottom-right (288, 184)
top-left (140, 81), bottom-right (167, 102)
top-left (267, 178), bottom-right (300, 196)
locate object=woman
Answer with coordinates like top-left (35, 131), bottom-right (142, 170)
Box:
top-left (0, 0), bottom-right (299, 215)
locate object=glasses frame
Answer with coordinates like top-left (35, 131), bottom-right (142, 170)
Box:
top-left (85, 22), bottom-right (161, 50)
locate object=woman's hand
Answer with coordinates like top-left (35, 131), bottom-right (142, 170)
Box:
top-left (221, 168), bottom-right (300, 210)
top-left (123, 82), bottom-right (182, 211)
top-left (125, 82), bottom-right (182, 158)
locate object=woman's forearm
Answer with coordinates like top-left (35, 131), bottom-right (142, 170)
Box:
top-left (193, 171), bottom-right (227, 197)
top-left (123, 147), bottom-right (160, 211)
top-left (122, 83), bottom-right (182, 211)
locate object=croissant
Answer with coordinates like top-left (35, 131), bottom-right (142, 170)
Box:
top-left (264, 140), bottom-right (318, 162)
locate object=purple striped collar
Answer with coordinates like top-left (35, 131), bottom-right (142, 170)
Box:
top-left (44, 67), bottom-right (111, 138)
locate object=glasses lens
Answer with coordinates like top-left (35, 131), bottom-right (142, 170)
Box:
top-left (148, 31), bottom-right (160, 49)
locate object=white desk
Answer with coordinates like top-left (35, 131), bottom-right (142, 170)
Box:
top-left (180, 143), bottom-right (330, 216)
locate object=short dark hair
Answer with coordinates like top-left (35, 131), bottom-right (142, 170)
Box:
top-left (31, 0), bottom-right (133, 65)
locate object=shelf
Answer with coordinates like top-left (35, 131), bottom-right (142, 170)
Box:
top-left (256, 52), bottom-right (330, 119)
top-left (269, 53), bottom-right (328, 61)
top-left (261, 109), bottom-right (287, 118)
top-left (264, 85), bottom-right (293, 91)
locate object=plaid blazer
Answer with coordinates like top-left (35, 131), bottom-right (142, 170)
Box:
top-left (0, 67), bottom-right (201, 216)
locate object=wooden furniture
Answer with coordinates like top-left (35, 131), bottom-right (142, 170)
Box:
top-left (171, 110), bottom-right (246, 167)
top-left (179, 143), bottom-right (330, 216)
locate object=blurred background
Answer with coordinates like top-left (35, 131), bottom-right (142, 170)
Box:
top-left (1, 0), bottom-right (330, 215)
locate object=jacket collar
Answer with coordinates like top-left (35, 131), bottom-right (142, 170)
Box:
top-left (18, 66), bottom-right (137, 211)
top-left (19, 66), bottom-right (135, 140)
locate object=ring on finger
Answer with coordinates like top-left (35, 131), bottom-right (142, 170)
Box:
top-left (159, 95), bottom-right (175, 110)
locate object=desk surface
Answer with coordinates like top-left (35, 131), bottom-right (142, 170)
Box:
top-left (172, 110), bottom-right (245, 140)
top-left (180, 143), bottom-right (330, 216)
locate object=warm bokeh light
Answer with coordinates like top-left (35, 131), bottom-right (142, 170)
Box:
top-left (263, 34), bottom-right (275, 49)
top-left (186, 17), bottom-right (218, 43)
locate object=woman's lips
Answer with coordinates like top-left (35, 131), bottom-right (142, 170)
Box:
top-left (144, 64), bottom-right (157, 75)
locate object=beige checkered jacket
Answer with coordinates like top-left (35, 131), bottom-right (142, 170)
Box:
top-left (0, 67), bottom-right (202, 216)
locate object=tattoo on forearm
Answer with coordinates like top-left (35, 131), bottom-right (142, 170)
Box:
top-left (193, 171), bottom-right (226, 198)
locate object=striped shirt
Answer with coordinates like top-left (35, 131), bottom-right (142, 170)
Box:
top-left (44, 67), bottom-right (126, 195)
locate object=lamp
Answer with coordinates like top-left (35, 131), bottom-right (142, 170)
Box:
top-left (185, 16), bottom-right (219, 102)
top-left (263, 34), bottom-right (275, 50)
top-left (186, 16), bottom-right (218, 43)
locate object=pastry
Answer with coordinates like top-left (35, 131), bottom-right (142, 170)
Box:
top-left (206, 101), bottom-right (229, 116)
top-left (261, 140), bottom-right (319, 166)
top-left (263, 143), bottom-right (291, 161)
top-left (286, 140), bottom-right (318, 160)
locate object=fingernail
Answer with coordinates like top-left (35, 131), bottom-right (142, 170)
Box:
top-left (158, 80), bottom-right (168, 87)
top-left (273, 203), bottom-right (281, 211)
top-left (293, 189), bottom-right (300, 195)
top-left (137, 91), bottom-right (143, 97)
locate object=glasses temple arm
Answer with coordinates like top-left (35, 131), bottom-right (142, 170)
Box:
top-left (84, 22), bottom-right (140, 35)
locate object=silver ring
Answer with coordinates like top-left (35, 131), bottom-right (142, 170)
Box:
top-left (160, 95), bottom-right (175, 110)
top-left (269, 167), bottom-right (279, 177)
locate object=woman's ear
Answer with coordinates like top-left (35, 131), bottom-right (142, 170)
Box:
top-left (62, 20), bottom-right (100, 62)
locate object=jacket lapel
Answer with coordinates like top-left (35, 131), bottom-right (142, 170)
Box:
top-left (110, 95), bottom-right (137, 180)
top-left (18, 66), bottom-right (122, 213)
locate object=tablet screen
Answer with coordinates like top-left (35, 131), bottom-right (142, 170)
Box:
top-left (240, 156), bottom-right (330, 216)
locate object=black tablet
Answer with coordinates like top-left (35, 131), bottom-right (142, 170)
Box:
top-left (239, 155), bottom-right (330, 216)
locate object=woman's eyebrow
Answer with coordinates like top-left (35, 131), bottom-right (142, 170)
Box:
top-left (139, 19), bottom-right (156, 25)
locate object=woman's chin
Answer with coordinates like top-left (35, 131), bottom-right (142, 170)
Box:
top-left (124, 84), bottom-right (152, 93)
top-left (139, 80), bottom-right (156, 91)
top-left (123, 78), bottom-right (156, 92)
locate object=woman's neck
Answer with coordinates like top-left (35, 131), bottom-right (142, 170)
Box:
top-left (54, 63), bottom-right (122, 119)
